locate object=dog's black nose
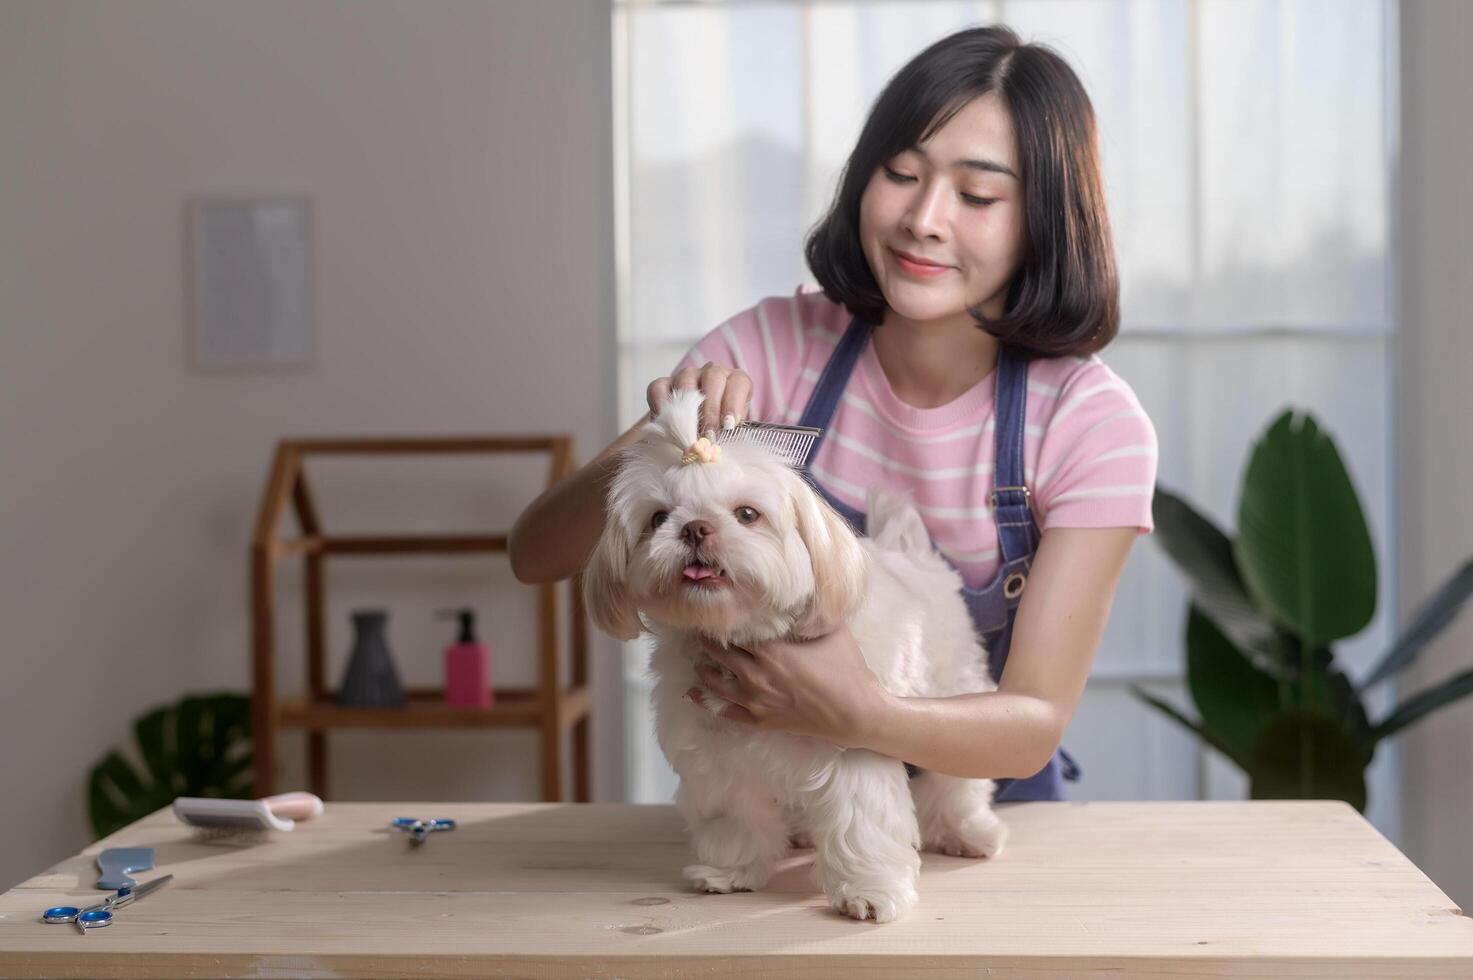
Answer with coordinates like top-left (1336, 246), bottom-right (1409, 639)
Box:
top-left (681, 519), bottom-right (715, 545)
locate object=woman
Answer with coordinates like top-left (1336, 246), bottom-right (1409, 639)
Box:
top-left (509, 25), bottom-right (1157, 801)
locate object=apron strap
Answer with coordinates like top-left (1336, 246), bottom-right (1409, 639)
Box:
top-left (796, 315), bottom-right (874, 520)
top-left (796, 315), bottom-right (873, 442)
top-left (991, 345), bottom-right (1038, 565)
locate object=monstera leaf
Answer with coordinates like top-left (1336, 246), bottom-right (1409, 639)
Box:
top-left (88, 692), bottom-right (253, 839)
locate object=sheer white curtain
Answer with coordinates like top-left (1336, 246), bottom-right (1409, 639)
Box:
top-left (612, 0), bottom-right (1400, 838)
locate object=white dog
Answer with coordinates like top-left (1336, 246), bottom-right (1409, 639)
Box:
top-left (584, 389), bottom-right (1008, 922)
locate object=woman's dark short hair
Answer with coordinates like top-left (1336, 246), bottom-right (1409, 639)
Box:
top-left (804, 25), bottom-right (1118, 358)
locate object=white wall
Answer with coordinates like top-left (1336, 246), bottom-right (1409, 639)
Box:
top-left (0, 0), bottom-right (622, 891)
top-left (1398, 0), bottom-right (1473, 914)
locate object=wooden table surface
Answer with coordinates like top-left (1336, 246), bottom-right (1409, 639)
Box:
top-left (1, 800), bottom-right (1469, 978)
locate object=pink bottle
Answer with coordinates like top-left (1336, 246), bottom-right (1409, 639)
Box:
top-left (439, 608), bottom-right (492, 708)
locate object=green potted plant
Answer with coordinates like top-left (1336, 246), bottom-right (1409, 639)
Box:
top-left (1134, 409), bottom-right (1473, 812)
top-left (88, 692), bottom-right (253, 838)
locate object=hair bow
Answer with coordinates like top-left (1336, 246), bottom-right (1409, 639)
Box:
top-left (679, 436), bottom-right (722, 466)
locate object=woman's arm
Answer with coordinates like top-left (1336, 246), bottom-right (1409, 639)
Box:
top-left (852, 525), bottom-right (1140, 779)
top-left (507, 416), bottom-right (647, 584)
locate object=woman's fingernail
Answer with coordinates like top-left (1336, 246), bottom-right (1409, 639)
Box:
top-left (703, 428), bottom-right (716, 441)
top-left (722, 414), bottom-right (736, 430)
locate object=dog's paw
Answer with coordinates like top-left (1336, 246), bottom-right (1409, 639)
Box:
top-left (926, 811), bottom-right (1008, 859)
top-left (827, 876), bottom-right (918, 923)
top-left (683, 862), bottom-right (768, 894)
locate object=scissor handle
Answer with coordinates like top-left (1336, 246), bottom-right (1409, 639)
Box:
top-left (391, 817), bottom-right (456, 831)
top-left (41, 905), bottom-right (113, 930)
top-left (76, 908), bottom-right (113, 930)
top-left (390, 817), bottom-right (455, 845)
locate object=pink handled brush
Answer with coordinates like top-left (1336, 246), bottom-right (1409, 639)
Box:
top-left (173, 792), bottom-right (324, 836)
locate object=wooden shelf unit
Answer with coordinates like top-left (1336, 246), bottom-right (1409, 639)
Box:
top-left (249, 435), bottom-right (590, 802)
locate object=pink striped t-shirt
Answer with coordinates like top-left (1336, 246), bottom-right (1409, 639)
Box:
top-left (673, 285), bottom-right (1159, 589)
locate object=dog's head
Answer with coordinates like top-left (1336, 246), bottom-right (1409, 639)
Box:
top-left (583, 388), bottom-right (866, 642)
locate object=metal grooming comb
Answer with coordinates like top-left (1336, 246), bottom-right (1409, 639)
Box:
top-left (714, 420), bottom-right (823, 469)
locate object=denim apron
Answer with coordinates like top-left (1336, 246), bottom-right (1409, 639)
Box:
top-left (794, 315), bottom-right (1081, 801)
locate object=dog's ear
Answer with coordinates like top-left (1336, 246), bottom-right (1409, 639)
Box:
top-left (789, 476), bottom-right (867, 639)
top-left (582, 516), bottom-right (644, 641)
top-left (865, 487), bottom-right (933, 559)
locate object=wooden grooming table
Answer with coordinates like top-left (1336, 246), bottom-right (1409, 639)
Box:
top-left (1, 801), bottom-right (1470, 978)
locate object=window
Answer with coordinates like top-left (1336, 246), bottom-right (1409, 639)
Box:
top-left (612, 0), bottom-right (1399, 837)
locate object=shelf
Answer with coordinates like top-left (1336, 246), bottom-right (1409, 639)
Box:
top-left (278, 685), bottom-right (592, 731)
top-left (275, 534), bottom-right (510, 558)
top-left (251, 434), bottom-right (589, 801)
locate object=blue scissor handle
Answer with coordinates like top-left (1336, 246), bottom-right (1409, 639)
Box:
top-left (78, 909), bottom-right (112, 927)
top-left (390, 817), bottom-right (456, 844)
top-left (42, 905), bottom-right (113, 929)
top-left (391, 817), bottom-right (455, 831)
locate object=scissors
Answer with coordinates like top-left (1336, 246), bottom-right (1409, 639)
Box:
top-left (41, 874), bottom-right (174, 935)
top-left (390, 817), bottom-right (456, 846)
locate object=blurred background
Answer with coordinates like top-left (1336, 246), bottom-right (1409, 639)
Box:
top-left (1, 0), bottom-right (1468, 910)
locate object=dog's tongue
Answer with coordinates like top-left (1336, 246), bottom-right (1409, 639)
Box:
top-left (683, 563), bottom-right (718, 581)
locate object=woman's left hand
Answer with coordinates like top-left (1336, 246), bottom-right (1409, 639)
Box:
top-left (689, 624), bottom-right (893, 748)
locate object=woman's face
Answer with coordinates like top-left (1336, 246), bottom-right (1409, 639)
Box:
top-left (859, 91), bottom-right (1026, 327)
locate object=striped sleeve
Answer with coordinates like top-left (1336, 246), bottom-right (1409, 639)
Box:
top-left (1032, 359), bottom-right (1159, 534)
top-left (670, 295), bottom-right (811, 423)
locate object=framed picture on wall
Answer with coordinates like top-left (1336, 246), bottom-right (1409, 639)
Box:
top-left (187, 195), bottom-right (315, 370)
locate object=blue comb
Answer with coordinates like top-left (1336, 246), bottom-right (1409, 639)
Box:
top-left (95, 847), bottom-right (154, 890)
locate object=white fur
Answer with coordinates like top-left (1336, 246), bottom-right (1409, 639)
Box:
top-left (584, 388), bottom-right (1009, 922)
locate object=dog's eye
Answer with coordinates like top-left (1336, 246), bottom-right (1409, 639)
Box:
top-left (650, 510), bottom-right (669, 530)
top-left (734, 506), bottom-right (760, 525)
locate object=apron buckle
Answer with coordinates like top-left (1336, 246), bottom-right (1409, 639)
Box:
top-left (990, 484), bottom-right (1032, 505)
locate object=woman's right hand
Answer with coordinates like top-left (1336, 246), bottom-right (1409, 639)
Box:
top-left (646, 362), bottom-right (753, 439)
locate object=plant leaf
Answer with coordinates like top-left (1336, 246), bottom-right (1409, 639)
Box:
top-left (176, 696), bottom-right (206, 794)
top-left (1360, 557), bottom-right (1473, 691)
top-left (1151, 488), bottom-right (1286, 675)
top-left (1129, 684), bottom-right (1247, 768)
top-left (1185, 604), bottom-right (1281, 762)
top-left (1297, 646), bottom-right (1374, 763)
top-left (1369, 666), bottom-right (1473, 743)
top-left (133, 706), bottom-right (176, 790)
top-left (87, 692), bottom-right (253, 839)
top-left (88, 752), bottom-right (143, 842)
top-left (1234, 410), bottom-right (1377, 646)
top-left (88, 750), bottom-right (169, 840)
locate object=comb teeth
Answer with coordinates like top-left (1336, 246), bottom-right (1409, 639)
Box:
top-left (713, 421), bottom-right (823, 468)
